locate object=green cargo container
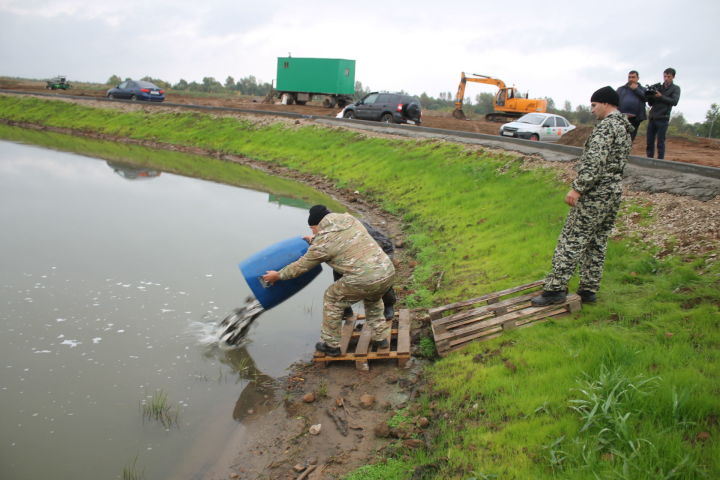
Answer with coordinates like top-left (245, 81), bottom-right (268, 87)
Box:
top-left (275, 57), bottom-right (355, 108)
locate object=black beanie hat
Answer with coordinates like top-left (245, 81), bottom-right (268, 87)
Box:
top-left (307, 205), bottom-right (331, 226)
top-left (590, 86), bottom-right (619, 106)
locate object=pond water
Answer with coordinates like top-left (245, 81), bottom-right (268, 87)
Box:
top-left (0, 139), bottom-right (335, 479)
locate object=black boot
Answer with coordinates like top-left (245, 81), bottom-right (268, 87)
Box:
top-left (315, 342), bottom-right (341, 357)
top-left (577, 290), bottom-right (597, 304)
top-left (531, 290), bottom-right (567, 306)
top-left (342, 307), bottom-right (354, 318)
top-left (383, 305), bottom-right (395, 320)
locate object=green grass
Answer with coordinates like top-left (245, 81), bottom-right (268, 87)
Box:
top-left (1, 96), bottom-right (718, 479)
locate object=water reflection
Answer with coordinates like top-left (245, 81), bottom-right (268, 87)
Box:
top-left (107, 160), bottom-right (161, 180)
top-left (200, 342), bottom-right (277, 422)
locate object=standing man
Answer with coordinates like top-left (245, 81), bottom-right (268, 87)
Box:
top-left (617, 70), bottom-right (646, 141)
top-left (262, 205), bottom-right (395, 357)
top-left (532, 87), bottom-right (633, 306)
top-left (646, 68), bottom-right (681, 159)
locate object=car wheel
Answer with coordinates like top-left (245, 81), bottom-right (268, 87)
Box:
top-left (530, 134), bottom-right (540, 141)
top-left (381, 113), bottom-right (394, 124)
top-left (343, 110), bottom-right (355, 119)
top-left (130, 95), bottom-right (138, 101)
top-left (107, 93), bottom-right (115, 100)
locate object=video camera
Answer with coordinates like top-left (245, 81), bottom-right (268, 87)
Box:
top-left (645, 83), bottom-right (662, 99)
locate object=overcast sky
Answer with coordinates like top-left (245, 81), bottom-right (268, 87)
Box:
top-left (1, 0), bottom-right (718, 123)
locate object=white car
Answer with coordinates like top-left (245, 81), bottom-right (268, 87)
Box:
top-left (498, 113), bottom-right (575, 142)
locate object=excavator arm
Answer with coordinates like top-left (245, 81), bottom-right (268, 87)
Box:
top-left (453, 73), bottom-right (507, 119)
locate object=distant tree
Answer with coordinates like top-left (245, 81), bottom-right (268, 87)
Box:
top-left (668, 112), bottom-right (695, 136)
top-left (140, 76), bottom-right (171, 89)
top-left (544, 97), bottom-right (556, 112)
top-left (201, 76), bottom-right (223, 93)
top-left (564, 100), bottom-right (572, 112)
top-left (173, 79), bottom-right (189, 90)
top-left (705, 103), bottom-right (719, 138)
top-left (188, 81), bottom-right (202, 92)
top-left (107, 75), bottom-right (122, 86)
top-left (574, 104), bottom-right (593, 124)
top-left (225, 76), bottom-right (236, 90)
top-left (354, 81), bottom-right (370, 100)
top-left (472, 92), bottom-right (494, 114)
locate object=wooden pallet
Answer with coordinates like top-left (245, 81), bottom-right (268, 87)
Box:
top-left (313, 309), bottom-right (411, 371)
top-left (430, 280), bottom-right (581, 357)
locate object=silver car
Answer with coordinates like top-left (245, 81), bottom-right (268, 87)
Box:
top-left (499, 113), bottom-right (575, 142)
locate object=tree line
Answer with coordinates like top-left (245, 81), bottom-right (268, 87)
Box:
top-left (105, 75), bottom-right (719, 138)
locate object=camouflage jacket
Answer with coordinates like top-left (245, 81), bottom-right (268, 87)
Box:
top-left (571, 111), bottom-right (633, 196)
top-left (279, 213), bottom-right (395, 286)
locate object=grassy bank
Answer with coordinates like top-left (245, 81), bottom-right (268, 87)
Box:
top-left (1, 96), bottom-right (718, 479)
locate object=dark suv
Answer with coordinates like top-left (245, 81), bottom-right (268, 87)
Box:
top-left (343, 92), bottom-right (422, 125)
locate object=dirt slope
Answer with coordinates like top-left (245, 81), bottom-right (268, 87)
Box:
top-left (3, 79), bottom-right (717, 168)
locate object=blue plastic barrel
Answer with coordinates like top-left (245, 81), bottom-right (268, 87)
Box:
top-left (239, 236), bottom-right (323, 310)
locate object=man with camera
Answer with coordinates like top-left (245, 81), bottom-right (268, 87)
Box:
top-left (617, 70), bottom-right (646, 141)
top-left (646, 68), bottom-right (681, 159)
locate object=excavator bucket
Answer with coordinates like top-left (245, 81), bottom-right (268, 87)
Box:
top-left (452, 109), bottom-right (467, 120)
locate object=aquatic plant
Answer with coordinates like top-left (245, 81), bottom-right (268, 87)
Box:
top-left (140, 389), bottom-right (179, 428)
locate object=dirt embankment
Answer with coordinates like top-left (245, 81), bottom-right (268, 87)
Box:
top-left (3, 79), bottom-right (718, 169)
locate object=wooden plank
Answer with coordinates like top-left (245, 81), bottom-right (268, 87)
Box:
top-left (339, 316), bottom-right (357, 355)
top-left (428, 280), bottom-right (544, 319)
top-left (432, 291), bottom-right (537, 328)
top-left (435, 300), bottom-right (575, 342)
top-left (354, 322), bottom-right (373, 357)
top-left (396, 309), bottom-right (411, 356)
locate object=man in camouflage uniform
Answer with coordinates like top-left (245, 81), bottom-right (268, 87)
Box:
top-left (262, 205), bottom-right (395, 356)
top-left (532, 86), bottom-right (633, 306)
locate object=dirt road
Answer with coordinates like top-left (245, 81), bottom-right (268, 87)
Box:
top-left (3, 79), bottom-right (718, 168)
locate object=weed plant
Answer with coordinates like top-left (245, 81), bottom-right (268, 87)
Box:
top-left (140, 389), bottom-right (179, 428)
top-left (122, 455), bottom-right (144, 480)
top-left (1, 97), bottom-right (718, 479)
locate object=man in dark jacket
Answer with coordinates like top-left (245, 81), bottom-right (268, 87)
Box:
top-left (646, 68), bottom-right (681, 159)
top-left (617, 70), bottom-right (646, 141)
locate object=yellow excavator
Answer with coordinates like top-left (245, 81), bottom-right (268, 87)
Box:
top-left (452, 72), bottom-right (547, 122)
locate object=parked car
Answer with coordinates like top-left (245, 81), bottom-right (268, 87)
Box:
top-left (498, 113), bottom-right (575, 141)
top-left (106, 80), bottom-right (165, 102)
top-left (342, 92), bottom-right (422, 125)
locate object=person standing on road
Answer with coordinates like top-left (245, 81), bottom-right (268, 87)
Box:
top-left (532, 86), bottom-right (633, 307)
top-left (617, 70), bottom-right (646, 141)
top-left (646, 68), bottom-right (681, 159)
top-left (262, 205), bottom-right (395, 357)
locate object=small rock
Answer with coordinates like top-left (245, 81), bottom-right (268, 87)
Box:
top-left (665, 332), bottom-right (674, 337)
top-left (385, 375), bottom-right (399, 384)
top-left (309, 424), bottom-right (322, 435)
top-left (394, 239), bottom-right (404, 248)
top-left (302, 392), bottom-right (316, 403)
top-left (293, 464), bottom-right (306, 473)
top-left (246, 409), bottom-right (254, 415)
top-left (402, 439), bottom-right (424, 448)
top-left (229, 474), bottom-right (239, 479)
top-left (359, 393), bottom-right (375, 409)
top-left (374, 422), bottom-right (391, 438)
top-left (307, 456), bottom-right (318, 465)
top-left (417, 417), bottom-right (430, 428)
top-left (696, 431), bottom-right (710, 442)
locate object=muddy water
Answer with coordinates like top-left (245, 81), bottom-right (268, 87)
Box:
top-left (0, 139), bottom-right (334, 480)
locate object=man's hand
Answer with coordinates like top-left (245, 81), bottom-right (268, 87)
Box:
top-left (262, 270), bottom-right (281, 285)
top-left (565, 189), bottom-right (581, 207)
top-left (303, 234), bottom-right (314, 243)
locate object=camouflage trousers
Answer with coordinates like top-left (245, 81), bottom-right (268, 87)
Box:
top-left (544, 190), bottom-right (622, 294)
top-left (321, 274), bottom-right (395, 348)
